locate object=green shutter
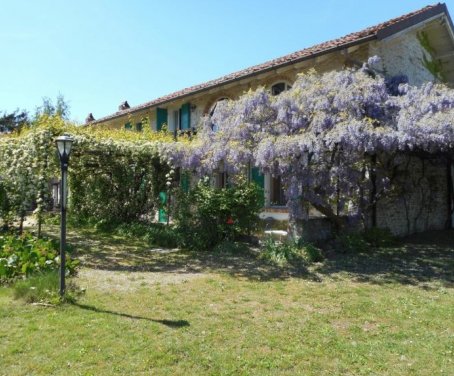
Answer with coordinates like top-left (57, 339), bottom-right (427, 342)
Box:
top-left (156, 108), bottom-right (168, 131)
top-left (251, 167), bottom-right (264, 189)
top-left (124, 122), bottom-right (132, 130)
top-left (158, 191), bottom-right (167, 223)
top-left (180, 103), bottom-right (190, 130)
top-left (180, 172), bottom-right (190, 193)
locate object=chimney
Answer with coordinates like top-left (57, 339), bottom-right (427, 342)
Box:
top-left (118, 101), bottom-right (130, 111)
top-left (85, 113), bottom-right (95, 124)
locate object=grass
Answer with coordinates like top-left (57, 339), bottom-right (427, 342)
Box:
top-left (0, 225), bottom-right (453, 375)
top-left (13, 271), bottom-right (61, 303)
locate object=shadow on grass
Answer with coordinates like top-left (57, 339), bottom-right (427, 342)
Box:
top-left (314, 230), bottom-right (454, 287)
top-left (73, 302), bottom-right (190, 328)
top-left (44, 225), bottom-right (454, 287)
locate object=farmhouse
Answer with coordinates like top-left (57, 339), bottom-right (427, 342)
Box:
top-left (87, 3), bottom-right (454, 236)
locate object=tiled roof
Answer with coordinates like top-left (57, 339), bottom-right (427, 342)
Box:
top-left (90, 3), bottom-right (448, 125)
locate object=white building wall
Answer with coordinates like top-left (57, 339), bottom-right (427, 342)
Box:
top-left (370, 31), bottom-right (435, 86)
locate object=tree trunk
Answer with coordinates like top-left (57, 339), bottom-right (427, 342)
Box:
top-left (310, 202), bottom-right (345, 233)
top-left (370, 154), bottom-right (377, 227)
top-left (447, 157), bottom-right (453, 229)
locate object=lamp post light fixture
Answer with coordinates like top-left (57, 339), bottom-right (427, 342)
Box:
top-left (55, 134), bottom-right (74, 297)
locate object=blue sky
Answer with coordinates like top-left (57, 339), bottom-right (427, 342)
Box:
top-left (2, 0), bottom-right (453, 123)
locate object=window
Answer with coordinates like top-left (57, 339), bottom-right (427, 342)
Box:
top-left (172, 110), bottom-right (179, 132)
top-left (135, 122), bottom-right (143, 132)
top-left (271, 82), bottom-right (292, 96)
top-left (214, 171), bottom-right (229, 188)
top-left (124, 122), bottom-right (132, 130)
top-left (270, 176), bottom-right (286, 206)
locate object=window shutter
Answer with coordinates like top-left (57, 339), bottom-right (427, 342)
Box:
top-left (180, 172), bottom-right (190, 193)
top-left (158, 191), bottom-right (167, 223)
top-left (156, 108), bottom-right (168, 131)
top-left (251, 167), bottom-right (264, 189)
top-left (180, 103), bottom-right (190, 130)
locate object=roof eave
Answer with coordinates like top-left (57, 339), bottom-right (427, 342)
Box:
top-left (89, 35), bottom-right (377, 125)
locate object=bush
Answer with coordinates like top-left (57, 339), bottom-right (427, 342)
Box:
top-left (336, 227), bottom-right (396, 253)
top-left (337, 232), bottom-right (370, 253)
top-left (300, 242), bottom-right (325, 263)
top-left (213, 240), bottom-right (250, 254)
top-left (0, 232), bottom-right (79, 283)
top-left (144, 224), bottom-right (179, 248)
top-left (93, 221), bottom-right (180, 249)
top-left (261, 237), bottom-right (323, 266)
top-left (363, 227), bottom-right (396, 247)
top-left (173, 180), bottom-right (263, 251)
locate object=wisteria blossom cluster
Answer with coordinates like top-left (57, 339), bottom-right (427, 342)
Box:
top-left (184, 57), bottom-right (454, 226)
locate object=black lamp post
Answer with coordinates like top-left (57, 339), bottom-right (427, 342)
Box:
top-left (55, 135), bottom-right (73, 297)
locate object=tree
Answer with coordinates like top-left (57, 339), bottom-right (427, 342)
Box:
top-left (34, 94), bottom-right (70, 120)
top-left (0, 109), bottom-right (29, 133)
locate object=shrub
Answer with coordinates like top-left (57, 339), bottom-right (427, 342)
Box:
top-left (336, 227), bottom-right (396, 253)
top-left (300, 242), bottom-right (325, 263)
top-left (144, 224), bottom-right (179, 248)
top-left (261, 237), bottom-right (323, 266)
top-left (173, 180), bottom-right (263, 251)
top-left (363, 227), bottom-right (396, 247)
top-left (0, 232), bottom-right (79, 283)
top-left (95, 221), bottom-right (180, 249)
top-left (213, 240), bottom-right (249, 254)
top-left (336, 232), bottom-right (370, 253)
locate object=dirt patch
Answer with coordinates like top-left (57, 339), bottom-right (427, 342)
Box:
top-left (77, 267), bottom-right (206, 292)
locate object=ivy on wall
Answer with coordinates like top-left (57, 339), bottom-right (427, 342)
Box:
top-left (417, 31), bottom-right (445, 82)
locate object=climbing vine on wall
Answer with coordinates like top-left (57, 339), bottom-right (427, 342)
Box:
top-left (417, 31), bottom-right (445, 82)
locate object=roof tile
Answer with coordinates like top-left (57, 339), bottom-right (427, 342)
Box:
top-left (91, 4), bottom-right (444, 124)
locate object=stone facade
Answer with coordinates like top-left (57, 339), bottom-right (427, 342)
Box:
top-left (376, 157), bottom-right (450, 236)
top-left (369, 31), bottom-right (435, 86)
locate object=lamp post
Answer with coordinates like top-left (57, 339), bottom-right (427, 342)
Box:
top-left (55, 135), bottom-right (74, 297)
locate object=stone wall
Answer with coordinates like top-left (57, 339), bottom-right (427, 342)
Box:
top-left (376, 157), bottom-right (450, 236)
top-left (286, 157), bottom-right (452, 242)
top-left (369, 31), bottom-right (435, 86)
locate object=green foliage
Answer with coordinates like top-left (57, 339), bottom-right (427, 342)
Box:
top-left (337, 232), bottom-right (370, 253)
top-left (0, 114), bottom-right (178, 233)
top-left (337, 227), bottom-right (396, 253)
top-left (363, 227), bottom-right (396, 247)
top-left (261, 237), bottom-right (323, 266)
top-left (0, 109), bottom-right (29, 133)
top-left (0, 232), bottom-right (79, 283)
top-left (34, 94), bottom-right (70, 120)
top-left (13, 270), bottom-right (81, 304)
top-left (173, 180), bottom-right (263, 250)
top-left (115, 222), bottom-right (179, 248)
top-left (417, 31), bottom-right (445, 81)
top-left (299, 241), bottom-right (325, 263)
top-left (213, 240), bottom-right (250, 254)
top-left (13, 271), bottom-right (60, 303)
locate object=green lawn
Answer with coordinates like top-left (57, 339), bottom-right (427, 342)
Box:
top-left (0, 228), bottom-right (453, 375)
